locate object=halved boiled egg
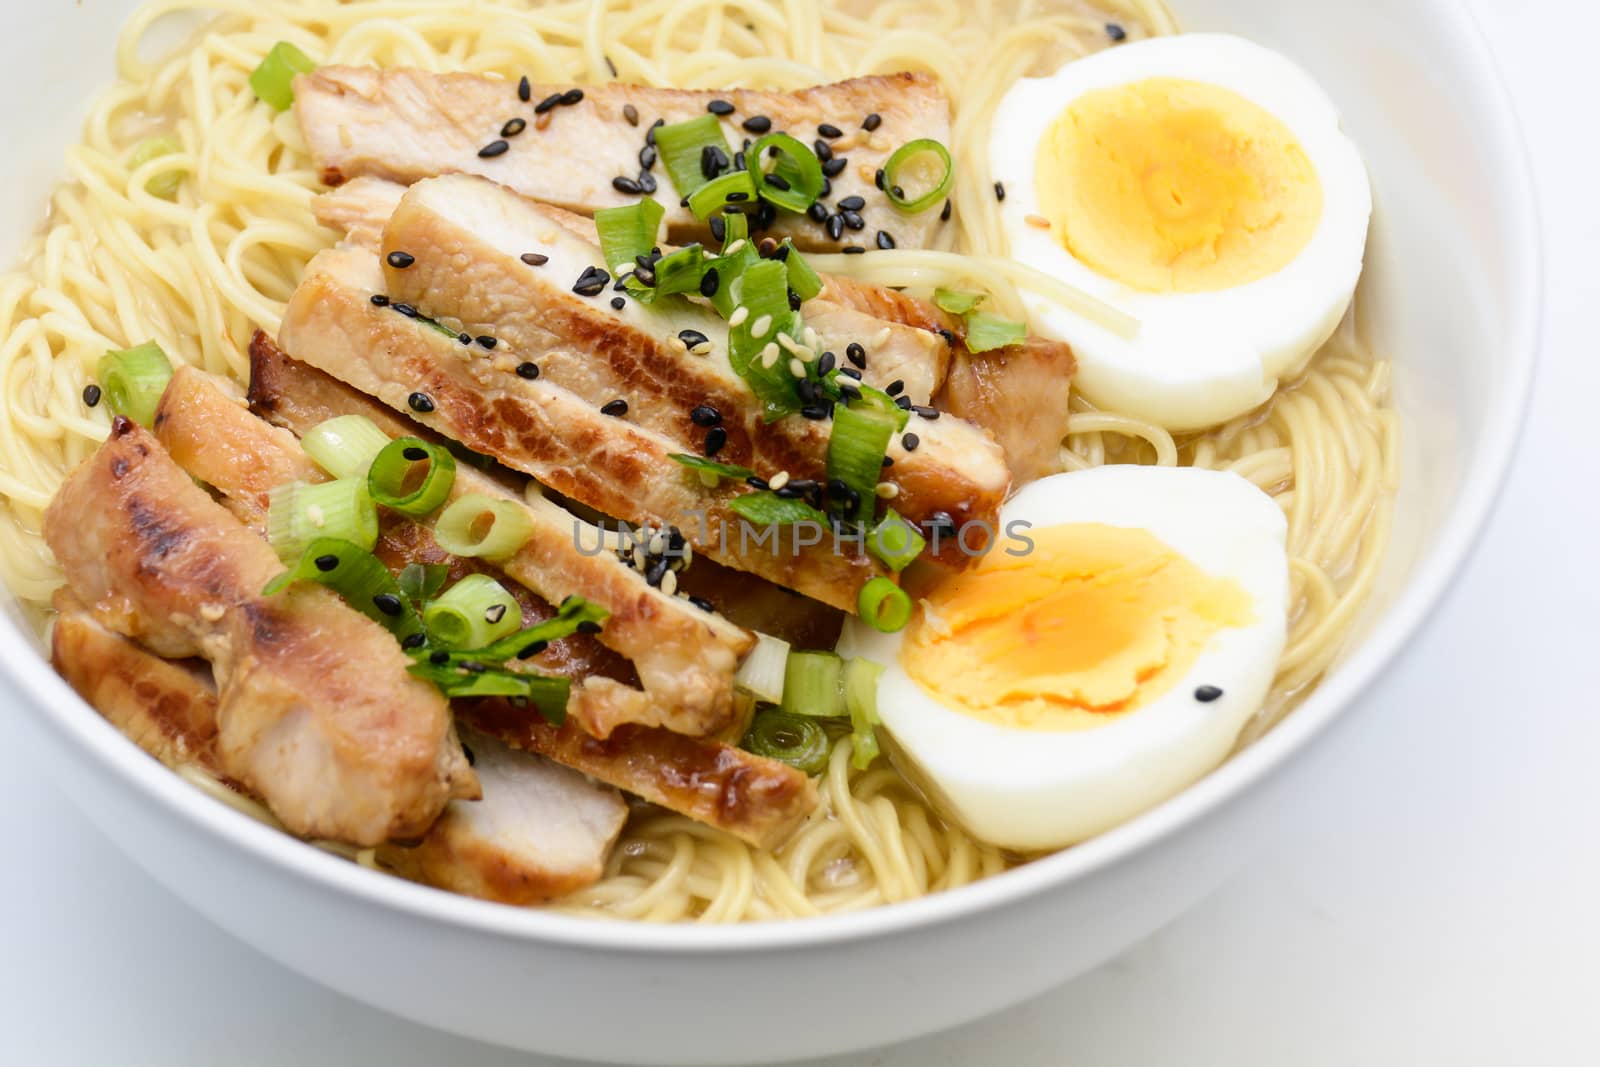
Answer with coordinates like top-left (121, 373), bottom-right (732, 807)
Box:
top-left (838, 465), bottom-right (1288, 851)
top-left (990, 34), bottom-right (1371, 430)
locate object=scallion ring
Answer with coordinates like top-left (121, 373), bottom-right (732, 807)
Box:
top-left (882, 139), bottom-right (954, 214)
top-left (687, 170), bottom-right (759, 220)
top-left (423, 573), bottom-right (523, 648)
top-left (433, 493), bottom-right (535, 561)
top-left (857, 576), bottom-right (913, 632)
top-left (367, 437), bottom-right (456, 518)
top-left (301, 414), bottom-right (391, 481)
top-left (266, 478), bottom-right (379, 562)
top-left (741, 708), bottom-right (831, 775)
top-left (263, 537), bottom-right (423, 647)
top-left (96, 341), bottom-right (173, 428)
top-left (747, 133), bottom-right (824, 214)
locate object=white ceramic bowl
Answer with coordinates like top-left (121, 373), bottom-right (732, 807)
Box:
top-left (0, 1), bottom-right (1539, 1063)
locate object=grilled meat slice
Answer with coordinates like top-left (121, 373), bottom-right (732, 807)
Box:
top-left (238, 345), bottom-right (755, 732)
top-left (379, 728), bottom-right (628, 905)
top-left (51, 592), bottom-right (225, 778)
top-left (295, 68), bottom-right (950, 252)
top-left (45, 418), bottom-right (477, 845)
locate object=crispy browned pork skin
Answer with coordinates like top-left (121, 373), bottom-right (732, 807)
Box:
top-left (51, 594), bottom-right (226, 779)
top-left (379, 728), bottom-right (629, 905)
top-left (199, 353), bottom-right (755, 737)
top-left (294, 68), bottom-right (950, 253)
top-left (45, 419), bottom-right (478, 845)
top-left (246, 345), bottom-right (821, 845)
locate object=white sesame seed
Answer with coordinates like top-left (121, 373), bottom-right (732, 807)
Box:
top-left (198, 602), bottom-right (226, 622)
top-left (802, 326), bottom-right (819, 349)
top-left (728, 306), bottom-right (750, 328)
top-left (648, 531), bottom-right (667, 555)
top-left (632, 546), bottom-right (645, 570)
top-left (750, 314), bottom-right (773, 339)
top-left (788, 357), bottom-right (806, 378)
top-left (769, 470), bottom-right (790, 490)
top-left (661, 570), bottom-right (678, 596)
top-left (667, 336), bottom-right (688, 354)
top-left (875, 482), bottom-right (900, 499)
top-left (690, 341), bottom-right (713, 356)
top-left (777, 332), bottom-right (802, 355)
top-left (723, 239), bottom-right (747, 256)
top-left (795, 345), bottom-right (816, 363)
top-left (871, 326), bottom-right (892, 350)
top-left (760, 342), bottom-right (780, 368)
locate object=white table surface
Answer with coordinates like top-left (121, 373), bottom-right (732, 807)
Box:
top-left (4, 2), bottom-right (1597, 1063)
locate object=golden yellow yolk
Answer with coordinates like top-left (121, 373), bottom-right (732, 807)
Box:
top-left (1035, 77), bottom-right (1322, 293)
top-left (899, 523), bottom-right (1253, 731)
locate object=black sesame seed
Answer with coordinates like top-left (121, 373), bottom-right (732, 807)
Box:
top-left (709, 215), bottom-right (727, 243)
top-left (478, 139), bottom-right (510, 158)
top-left (535, 92), bottom-right (564, 114)
top-left (611, 296), bottom-right (627, 310)
top-left (807, 202), bottom-right (829, 224)
top-left (484, 603), bottom-right (507, 625)
top-left (837, 195), bottom-right (866, 211)
top-left (458, 332), bottom-right (472, 345)
top-left (732, 150), bottom-right (747, 172)
top-left (314, 553), bottom-right (339, 572)
top-left (742, 115), bottom-right (772, 133)
top-left (688, 595), bottom-right (715, 613)
top-left (408, 392), bottom-right (434, 413)
top-left (994, 181), bottom-right (1006, 201)
top-left (726, 190), bottom-right (750, 203)
top-left (894, 394), bottom-right (912, 409)
top-left (638, 144), bottom-right (657, 170)
top-left (678, 329), bottom-right (710, 349)
top-left (788, 288), bottom-right (802, 311)
top-left (862, 112), bottom-right (882, 131)
top-left (745, 476), bottom-right (768, 490)
top-left (386, 250), bottom-right (415, 269)
top-left (605, 55), bottom-right (618, 76)
top-left (846, 342), bottom-right (867, 368)
top-left (885, 379), bottom-right (904, 397)
top-left (842, 209), bottom-right (865, 230)
top-left (518, 640), bottom-right (549, 659)
top-left (817, 350), bottom-right (837, 376)
top-left (703, 426), bottom-right (727, 456)
top-left (646, 118), bottom-right (664, 144)
top-left (764, 172), bottom-right (791, 192)
top-left (636, 171), bottom-right (658, 193)
top-left (839, 366), bottom-right (862, 381)
top-left (699, 268), bottom-right (720, 297)
top-left (372, 593), bottom-right (403, 617)
top-left (459, 661), bottom-right (488, 674)
top-left (914, 405), bottom-right (940, 420)
top-left (901, 432), bottom-right (920, 451)
top-left (842, 245), bottom-right (866, 255)
top-left (819, 177), bottom-right (832, 198)
top-left (516, 362), bottom-right (540, 380)
top-left (775, 485), bottom-right (804, 499)
top-left (645, 556), bottom-right (671, 588)
top-left (561, 88), bottom-right (584, 106)
top-left (518, 76), bottom-right (532, 102)
top-left (612, 175), bottom-right (643, 194)
top-left (401, 632), bottom-right (426, 651)
top-left (690, 405), bottom-right (721, 427)
top-left (875, 167), bottom-right (886, 190)
top-left (370, 293), bottom-right (390, 306)
top-left (821, 157), bottom-right (847, 178)
top-left (1106, 22), bottom-right (1127, 42)
top-left (826, 214), bottom-right (845, 241)
top-left (392, 302), bottom-right (418, 318)
top-left (623, 103), bottom-right (640, 126)
top-left (797, 379), bottom-right (817, 404)
top-left (402, 445), bottom-right (428, 461)
top-left (573, 265), bottom-right (611, 296)
top-left (817, 122), bottom-right (842, 139)
top-left (940, 199), bottom-right (953, 222)
top-left (876, 230), bottom-right (896, 249)
top-left (838, 381), bottom-right (861, 401)
top-left (501, 117), bottom-right (527, 137)
top-left (707, 99), bottom-right (735, 116)
top-left (800, 404), bottom-right (831, 420)
top-left (813, 139), bottom-right (833, 162)
top-left (938, 328), bottom-right (956, 344)
top-left (576, 619), bottom-right (603, 634)
top-left (430, 650), bottom-right (451, 665)
top-left (601, 398), bottom-right (629, 417)
top-left (82, 383), bottom-right (101, 408)
top-left (472, 336), bottom-right (495, 350)
top-left (521, 252), bottom-right (549, 266)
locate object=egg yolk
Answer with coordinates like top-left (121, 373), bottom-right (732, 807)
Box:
top-left (900, 523), bottom-right (1253, 731)
top-left (1035, 77), bottom-right (1322, 293)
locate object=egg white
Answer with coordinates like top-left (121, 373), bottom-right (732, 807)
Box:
top-left (989, 33), bottom-right (1372, 431)
top-left (838, 466), bottom-right (1290, 851)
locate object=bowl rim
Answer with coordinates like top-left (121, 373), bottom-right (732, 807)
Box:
top-left (2, 0), bottom-right (1542, 955)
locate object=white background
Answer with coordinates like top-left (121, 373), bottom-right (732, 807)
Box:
top-left (3, 0), bottom-right (1597, 1063)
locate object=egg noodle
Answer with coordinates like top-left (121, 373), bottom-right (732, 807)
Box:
top-left (0, 0), bottom-right (1394, 921)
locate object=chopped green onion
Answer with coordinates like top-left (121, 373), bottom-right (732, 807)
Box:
top-left (933, 288), bottom-right (985, 316)
top-left (729, 491), bottom-right (828, 527)
top-left (301, 414), bottom-right (391, 480)
top-left (267, 478), bottom-right (378, 562)
top-left (433, 594), bottom-right (607, 666)
top-left (263, 537), bottom-right (424, 646)
top-left (868, 509), bottom-right (926, 572)
top-left (857, 576), bottom-right (913, 632)
top-left (367, 438), bottom-right (457, 518)
top-left (727, 259), bottom-right (802, 421)
top-left (782, 240), bottom-right (824, 302)
top-left (397, 562), bottom-right (449, 611)
top-left (733, 630), bottom-right (791, 704)
top-left (669, 453), bottom-right (755, 487)
top-left (707, 212), bottom-right (761, 318)
top-left (883, 138), bottom-right (954, 214)
top-left (781, 650), bottom-right (845, 718)
top-left (748, 133), bottom-right (824, 213)
top-left (249, 41), bottom-right (316, 112)
top-left (595, 197), bottom-right (665, 275)
top-left (423, 573), bottom-right (523, 648)
top-left (843, 656), bottom-right (884, 769)
top-left (405, 657), bottom-right (572, 721)
top-left (653, 114), bottom-right (734, 199)
top-left (96, 341), bottom-right (173, 428)
top-left (826, 403), bottom-right (896, 525)
top-left (834, 378), bottom-right (910, 431)
top-left (433, 493), bottom-right (534, 561)
top-left (641, 243), bottom-right (710, 301)
top-left (127, 136), bottom-right (184, 200)
top-left (688, 170), bottom-right (759, 220)
top-left (741, 708), bottom-right (831, 775)
top-left (963, 311), bottom-right (1027, 353)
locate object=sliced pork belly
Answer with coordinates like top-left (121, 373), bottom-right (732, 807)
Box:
top-left (276, 246), bottom-right (892, 609)
top-left (238, 342), bottom-right (756, 734)
top-left (45, 418), bottom-right (477, 845)
top-left (379, 729), bottom-right (628, 905)
top-left (294, 68), bottom-right (950, 253)
top-left (51, 593), bottom-right (225, 779)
